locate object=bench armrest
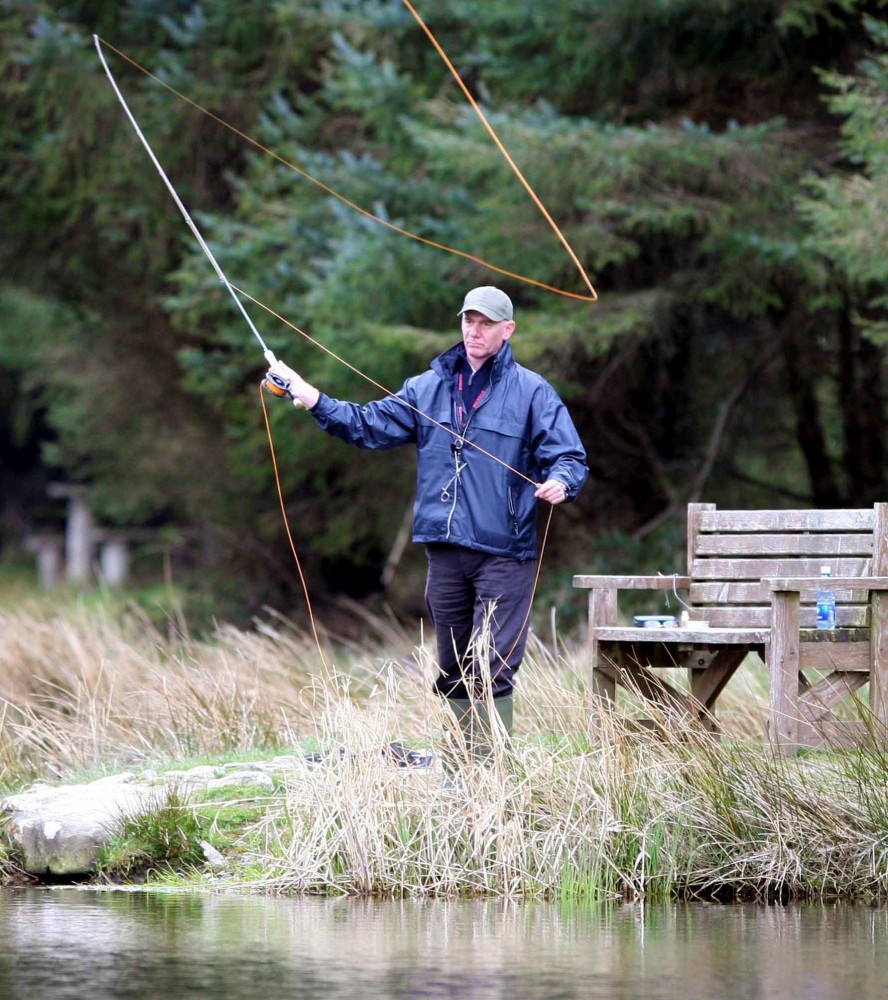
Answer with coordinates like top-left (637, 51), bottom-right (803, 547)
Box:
top-left (763, 576), bottom-right (888, 592)
top-left (573, 574), bottom-right (691, 590)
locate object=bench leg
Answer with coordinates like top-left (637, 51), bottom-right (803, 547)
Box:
top-left (769, 590), bottom-right (800, 755)
top-left (588, 589), bottom-right (617, 702)
top-left (871, 591), bottom-right (888, 739)
top-left (689, 647), bottom-right (747, 734)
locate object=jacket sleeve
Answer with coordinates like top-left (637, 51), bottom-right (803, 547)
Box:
top-left (310, 382), bottom-right (418, 450)
top-left (530, 383), bottom-right (589, 501)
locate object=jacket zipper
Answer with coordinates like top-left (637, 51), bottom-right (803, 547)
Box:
top-left (444, 365), bottom-right (496, 540)
top-left (508, 486), bottom-right (519, 536)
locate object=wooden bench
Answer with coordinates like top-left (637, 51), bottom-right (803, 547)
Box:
top-left (573, 503), bottom-right (888, 753)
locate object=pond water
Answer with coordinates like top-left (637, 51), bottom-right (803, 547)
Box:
top-left (0, 889), bottom-right (885, 999)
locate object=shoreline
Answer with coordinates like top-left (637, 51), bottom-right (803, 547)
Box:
top-left (1, 603), bottom-right (886, 902)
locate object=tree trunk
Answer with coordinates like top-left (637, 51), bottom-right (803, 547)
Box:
top-left (838, 300), bottom-right (885, 504)
top-left (782, 321), bottom-right (841, 506)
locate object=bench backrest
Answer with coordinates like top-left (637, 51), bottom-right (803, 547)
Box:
top-left (686, 503), bottom-right (888, 628)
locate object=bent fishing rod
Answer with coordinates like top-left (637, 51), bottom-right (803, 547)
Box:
top-left (93, 35), bottom-right (293, 400)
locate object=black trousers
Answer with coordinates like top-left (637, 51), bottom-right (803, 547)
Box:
top-left (424, 544), bottom-right (538, 700)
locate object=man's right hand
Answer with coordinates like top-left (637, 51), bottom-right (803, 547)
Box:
top-left (265, 360), bottom-right (320, 410)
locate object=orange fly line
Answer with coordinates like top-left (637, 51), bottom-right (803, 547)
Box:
top-left (96, 0), bottom-right (596, 669)
top-left (95, 5), bottom-right (596, 303)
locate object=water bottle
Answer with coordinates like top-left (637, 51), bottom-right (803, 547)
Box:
top-left (815, 565), bottom-right (836, 630)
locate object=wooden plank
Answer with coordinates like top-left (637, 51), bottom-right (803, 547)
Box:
top-left (573, 574), bottom-right (691, 589)
top-left (687, 649), bottom-right (718, 729)
top-left (803, 606), bottom-right (870, 627)
top-left (687, 503), bottom-right (714, 577)
top-left (800, 641), bottom-right (872, 673)
top-left (794, 717), bottom-right (868, 749)
top-left (617, 662), bottom-right (692, 714)
top-left (764, 575), bottom-right (888, 591)
top-left (595, 649), bottom-right (695, 713)
top-left (690, 648), bottom-right (748, 708)
top-left (871, 505), bottom-right (887, 729)
top-left (594, 625), bottom-right (768, 644)
top-left (769, 590), bottom-right (801, 754)
top-left (798, 671), bottom-right (868, 723)
top-left (590, 657), bottom-right (621, 699)
top-left (872, 502), bottom-right (887, 574)
top-left (601, 641), bottom-right (691, 671)
top-left (699, 509), bottom-right (874, 532)
top-left (691, 581), bottom-right (765, 603)
top-left (589, 588), bottom-right (617, 701)
top-left (696, 533), bottom-right (873, 556)
top-left (693, 557), bottom-right (869, 580)
top-left (701, 606), bottom-right (869, 628)
top-left (691, 582), bottom-right (869, 604)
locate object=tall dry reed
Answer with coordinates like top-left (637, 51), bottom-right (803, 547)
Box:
top-left (0, 601), bottom-right (332, 783)
top-left (2, 603), bottom-right (888, 900)
top-left (239, 662), bottom-right (888, 901)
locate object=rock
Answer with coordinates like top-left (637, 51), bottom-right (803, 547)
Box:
top-left (0, 755), bottom-right (304, 877)
top-left (181, 765), bottom-right (220, 782)
top-left (207, 771), bottom-right (275, 791)
top-left (266, 756), bottom-right (301, 770)
top-left (1, 779), bottom-right (161, 875)
top-left (200, 840), bottom-right (227, 868)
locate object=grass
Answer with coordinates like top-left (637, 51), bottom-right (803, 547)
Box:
top-left (96, 781), bottom-right (278, 882)
top-left (1, 598), bottom-right (888, 901)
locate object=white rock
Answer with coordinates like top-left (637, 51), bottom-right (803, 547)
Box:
top-left (182, 765), bottom-right (220, 783)
top-left (200, 840), bottom-right (227, 867)
top-left (1, 780), bottom-right (158, 875)
top-left (206, 772), bottom-right (275, 791)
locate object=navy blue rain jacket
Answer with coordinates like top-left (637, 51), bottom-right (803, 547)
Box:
top-left (310, 340), bottom-right (588, 560)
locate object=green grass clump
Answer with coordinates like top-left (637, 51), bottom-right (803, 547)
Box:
top-left (97, 782), bottom-right (278, 883)
top-left (98, 785), bottom-right (207, 881)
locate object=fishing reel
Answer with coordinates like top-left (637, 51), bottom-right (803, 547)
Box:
top-left (262, 364), bottom-right (306, 409)
top-left (263, 369), bottom-right (293, 398)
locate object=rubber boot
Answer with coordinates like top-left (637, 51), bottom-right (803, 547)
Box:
top-left (446, 695), bottom-right (513, 764)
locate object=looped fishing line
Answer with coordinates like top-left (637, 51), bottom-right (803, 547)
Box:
top-left (95, 2), bottom-right (591, 665)
top-left (94, 5), bottom-right (597, 303)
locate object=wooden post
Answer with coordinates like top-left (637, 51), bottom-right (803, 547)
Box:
top-left (588, 588), bottom-right (617, 701)
top-left (769, 589), bottom-right (800, 754)
top-left (871, 591), bottom-right (888, 734)
top-left (686, 502), bottom-right (715, 712)
top-left (686, 502), bottom-right (715, 581)
top-left (870, 504), bottom-right (888, 735)
top-left (48, 484), bottom-right (96, 583)
top-left (99, 537), bottom-right (130, 587)
top-left (66, 495), bottom-right (95, 582)
top-left (25, 534), bottom-right (64, 589)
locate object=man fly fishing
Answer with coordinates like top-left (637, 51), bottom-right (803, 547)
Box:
top-left (266, 286), bottom-right (588, 765)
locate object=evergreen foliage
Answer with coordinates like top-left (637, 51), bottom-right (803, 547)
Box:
top-left (0, 0), bottom-right (885, 624)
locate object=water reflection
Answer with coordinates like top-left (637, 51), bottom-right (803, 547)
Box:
top-left (0, 889), bottom-right (884, 999)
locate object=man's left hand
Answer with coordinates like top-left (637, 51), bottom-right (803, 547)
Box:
top-left (535, 479), bottom-right (568, 505)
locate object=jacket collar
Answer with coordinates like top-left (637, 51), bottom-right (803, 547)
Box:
top-left (431, 340), bottom-right (514, 383)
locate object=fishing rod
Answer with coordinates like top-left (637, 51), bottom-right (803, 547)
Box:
top-left (93, 35), bottom-right (294, 400)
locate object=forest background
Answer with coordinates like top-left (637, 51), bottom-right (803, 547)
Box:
top-left (0, 0), bottom-right (886, 636)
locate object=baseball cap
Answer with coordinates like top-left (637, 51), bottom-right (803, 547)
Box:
top-left (457, 286), bottom-right (513, 322)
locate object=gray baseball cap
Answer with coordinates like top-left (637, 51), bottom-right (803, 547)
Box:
top-left (457, 286), bottom-right (513, 322)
